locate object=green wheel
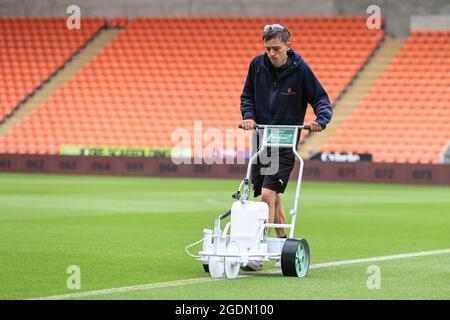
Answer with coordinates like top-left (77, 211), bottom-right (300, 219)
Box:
top-left (281, 238), bottom-right (310, 277)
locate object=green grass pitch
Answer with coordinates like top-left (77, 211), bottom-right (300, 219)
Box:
top-left (0, 173), bottom-right (449, 299)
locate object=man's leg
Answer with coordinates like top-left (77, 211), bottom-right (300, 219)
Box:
top-left (274, 193), bottom-right (287, 238)
top-left (273, 193), bottom-right (287, 268)
top-left (261, 187), bottom-right (276, 236)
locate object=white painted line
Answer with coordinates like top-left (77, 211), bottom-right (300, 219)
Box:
top-left (311, 248), bottom-right (450, 269)
top-left (261, 248), bottom-right (450, 275)
top-left (30, 275), bottom-right (249, 300)
top-left (31, 248), bottom-right (450, 300)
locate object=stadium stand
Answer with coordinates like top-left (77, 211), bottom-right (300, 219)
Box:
top-left (0, 16), bottom-right (383, 155)
top-left (0, 17), bottom-right (106, 122)
top-left (322, 31), bottom-right (450, 164)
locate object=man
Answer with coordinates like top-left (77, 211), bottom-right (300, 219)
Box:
top-left (240, 24), bottom-right (333, 271)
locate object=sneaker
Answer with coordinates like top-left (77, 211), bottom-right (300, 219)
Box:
top-left (274, 260), bottom-right (281, 269)
top-left (241, 260), bottom-right (262, 272)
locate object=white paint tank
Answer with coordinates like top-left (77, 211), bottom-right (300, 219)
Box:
top-left (230, 201), bottom-right (268, 238)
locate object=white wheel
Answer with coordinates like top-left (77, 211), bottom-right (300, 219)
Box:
top-left (224, 241), bottom-right (240, 279)
top-left (209, 256), bottom-right (224, 278)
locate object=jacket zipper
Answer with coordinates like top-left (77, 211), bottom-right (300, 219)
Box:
top-left (266, 57), bottom-right (294, 121)
top-left (270, 80), bottom-right (278, 118)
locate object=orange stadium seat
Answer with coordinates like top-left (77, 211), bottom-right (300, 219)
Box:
top-left (0, 17), bottom-right (106, 122)
top-left (323, 31), bottom-right (450, 163)
top-left (109, 17), bottom-right (129, 29)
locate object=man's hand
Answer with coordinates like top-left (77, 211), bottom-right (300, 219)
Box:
top-left (309, 121), bottom-right (323, 132)
top-left (240, 119), bottom-right (256, 130)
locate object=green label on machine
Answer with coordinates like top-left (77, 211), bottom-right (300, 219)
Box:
top-left (266, 127), bottom-right (296, 145)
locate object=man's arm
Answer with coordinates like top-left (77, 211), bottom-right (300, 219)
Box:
top-left (240, 60), bottom-right (256, 129)
top-left (302, 63), bottom-right (333, 132)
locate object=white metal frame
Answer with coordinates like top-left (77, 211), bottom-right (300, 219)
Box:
top-left (242, 124), bottom-right (306, 239)
top-left (186, 124), bottom-right (309, 270)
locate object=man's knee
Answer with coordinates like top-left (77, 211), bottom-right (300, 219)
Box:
top-left (275, 193), bottom-right (283, 204)
top-left (261, 188), bottom-right (276, 205)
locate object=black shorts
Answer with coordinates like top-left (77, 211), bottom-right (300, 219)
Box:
top-left (251, 155), bottom-right (295, 198)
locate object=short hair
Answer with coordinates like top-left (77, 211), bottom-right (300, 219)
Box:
top-left (262, 25), bottom-right (291, 43)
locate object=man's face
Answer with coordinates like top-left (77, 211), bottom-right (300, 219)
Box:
top-left (264, 38), bottom-right (291, 68)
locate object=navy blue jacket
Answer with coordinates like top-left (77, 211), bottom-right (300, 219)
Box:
top-left (240, 49), bottom-right (333, 129)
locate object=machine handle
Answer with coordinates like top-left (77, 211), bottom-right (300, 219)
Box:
top-left (238, 123), bottom-right (311, 131)
top-left (218, 209), bottom-right (231, 220)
